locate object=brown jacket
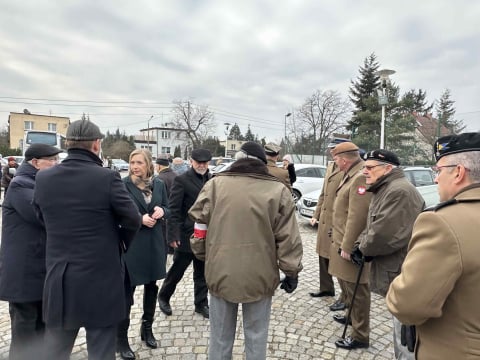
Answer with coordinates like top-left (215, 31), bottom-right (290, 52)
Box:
top-left (312, 161), bottom-right (343, 258)
top-left (266, 159), bottom-right (291, 192)
top-left (387, 184), bottom-right (480, 359)
top-left (328, 160), bottom-right (371, 284)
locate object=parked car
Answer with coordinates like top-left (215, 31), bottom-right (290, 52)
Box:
top-left (297, 166), bottom-right (439, 222)
top-left (208, 157), bottom-right (234, 170)
top-left (291, 164), bottom-right (327, 203)
top-left (111, 158), bottom-right (129, 172)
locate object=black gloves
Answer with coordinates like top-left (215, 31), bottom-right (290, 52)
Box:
top-left (280, 276), bottom-right (298, 293)
top-left (401, 324), bottom-right (416, 352)
top-left (351, 245), bottom-right (373, 266)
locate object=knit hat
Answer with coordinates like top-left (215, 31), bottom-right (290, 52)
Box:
top-left (239, 141), bottom-right (267, 164)
top-left (66, 119), bottom-right (104, 141)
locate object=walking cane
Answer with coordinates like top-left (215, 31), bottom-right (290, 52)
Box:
top-left (341, 257), bottom-right (365, 339)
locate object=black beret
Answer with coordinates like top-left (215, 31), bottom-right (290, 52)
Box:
top-left (264, 143), bottom-right (282, 156)
top-left (25, 143), bottom-right (63, 161)
top-left (240, 141), bottom-right (267, 164)
top-left (363, 149), bottom-right (400, 166)
top-left (434, 132), bottom-right (480, 161)
top-left (156, 158), bottom-right (170, 166)
top-left (191, 149), bottom-right (212, 162)
top-left (66, 119), bottom-right (104, 141)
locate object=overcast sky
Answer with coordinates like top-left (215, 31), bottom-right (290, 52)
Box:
top-left (0, 1), bottom-right (478, 144)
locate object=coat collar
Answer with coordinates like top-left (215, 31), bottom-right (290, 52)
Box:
top-left (123, 176), bottom-right (161, 214)
top-left (64, 148), bottom-right (103, 166)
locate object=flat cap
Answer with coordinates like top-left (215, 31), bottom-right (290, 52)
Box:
top-left (25, 143), bottom-right (63, 161)
top-left (191, 149), bottom-right (212, 162)
top-left (264, 143), bottom-right (282, 156)
top-left (331, 142), bottom-right (359, 156)
top-left (240, 141), bottom-right (267, 164)
top-left (66, 119), bottom-right (104, 141)
top-left (434, 132), bottom-right (480, 161)
top-left (363, 149), bottom-right (400, 166)
top-left (156, 158), bottom-right (170, 166)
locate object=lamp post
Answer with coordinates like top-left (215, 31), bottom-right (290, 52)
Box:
top-left (224, 122), bottom-right (231, 157)
top-left (284, 112), bottom-right (292, 153)
top-left (147, 115), bottom-right (153, 150)
top-left (375, 69), bottom-right (395, 149)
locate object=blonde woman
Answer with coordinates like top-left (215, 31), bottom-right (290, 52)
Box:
top-left (117, 149), bottom-right (170, 360)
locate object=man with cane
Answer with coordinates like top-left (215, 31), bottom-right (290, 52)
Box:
top-left (327, 142), bottom-right (372, 350)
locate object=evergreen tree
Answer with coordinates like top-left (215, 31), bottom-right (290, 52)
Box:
top-left (435, 89), bottom-right (465, 134)
top-left (244, 125), bottom-right (255, 141)
top-left (349, 53), bottom-right (381, 112)
top-left (228, 123), bottom-right (243, 140)
top-left (201, 136), bottom-right (224, 156)
top-left (174, 145), bottom-right (181, 158)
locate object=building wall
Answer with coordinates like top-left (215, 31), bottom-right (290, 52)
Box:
top-left (8, 112), bottom-right (70, 150)
top-left (134, 127), bottom-right (191, 158)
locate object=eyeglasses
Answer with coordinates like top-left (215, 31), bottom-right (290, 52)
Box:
top-left (432, 164), bottom-right (457, 177)
top-left (363, 164), bottom-right (387, 171)
top-left (40, 157), bottom-right (59, 163)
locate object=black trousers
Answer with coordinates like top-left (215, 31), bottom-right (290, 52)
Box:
top-left (158, 250), bottom-right (208, 307)
top-left (44, 325), bottom-right (116, 360)
top-left (8, 301), bottom-right (44, 360)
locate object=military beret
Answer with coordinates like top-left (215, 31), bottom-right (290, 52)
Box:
top-left (363, 149), bottom-right (400, 166)
top-left (191, 148), bottom-right (212, 162)
top-left (25, 143), bottom-right (63, 161)
top-left (264, 143), bottom-right (282, 156)
top-left (331, 142), bottom-right (359, 156)
top-left (240, 141), bottom-right (267, 164)
top-left (66, 119), bottom-right (104, 141)
top-left (434, 132), bottom-right (480, 161)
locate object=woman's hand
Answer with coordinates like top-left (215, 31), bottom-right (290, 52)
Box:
top-left (142, 214), bottom-right (157, 228)
top-left (150, 206), bottom-right (165, 220)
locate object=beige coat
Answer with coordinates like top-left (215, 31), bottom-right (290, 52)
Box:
top-left (267, 159), bottom-right (291, 192)
top-left (328, 160), bottom-right (371, 284)
top-left (188, 165), bottom-right (303, 304)
top-left (312, 161), bottom-right (343, 258)
top-left (386, 184), bottom-right (480, 359)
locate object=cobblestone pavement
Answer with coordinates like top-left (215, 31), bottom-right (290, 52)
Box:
top-left (0, 214), bottom-right (395, 359)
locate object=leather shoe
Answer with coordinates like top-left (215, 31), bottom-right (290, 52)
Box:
top-left (116, 343), bottom-right (136, 360)
top-left (333, 314), bottom-right (351, 325)
top-left (329, 300), bottom-right (347, 311)
top-left (309, 290), bottom-right (335, 297)
top-left (335, 336), bottom-right (369, 350)
top-left (158, 297), bottom-right (172, 316)
top-left (195, 305), bottom-right (209, 319)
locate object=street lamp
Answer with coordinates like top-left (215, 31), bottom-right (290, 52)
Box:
top-left (375, 69), bottom-right (395, 149)
top-left (147, 115), bottom-right (153, 150)
top-left (284, 113), bottom-right (292, 153)
top-left (224, 122), bottom-right (231, 157)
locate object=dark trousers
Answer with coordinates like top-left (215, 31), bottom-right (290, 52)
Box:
top-left (8, 301), bottom-right (44, 360)
top-left (318, 256), bottom-right (335, 293)
top-left (159, 250), bottom-right (208, 307)
top-left (340, 279), bottom-right (371, 343)
top-left (117, 281), bottom-right (158, 341)
top-left (44, 325), bottom-right (116, 360)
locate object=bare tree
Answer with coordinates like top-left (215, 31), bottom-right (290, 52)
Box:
top-left (171, 100), bottom-right (216, 148)
top-left (292, 90), bottom-right (351, 153)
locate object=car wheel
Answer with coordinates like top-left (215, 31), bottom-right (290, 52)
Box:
top-left (292, 189), bottom-right (301, 203)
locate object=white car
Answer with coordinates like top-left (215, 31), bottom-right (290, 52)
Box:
top-left (291, 164), bottom-right (326, 203)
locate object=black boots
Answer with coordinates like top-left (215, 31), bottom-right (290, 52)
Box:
top-left (117, 318), bottom-right (136, 360)
top-left (140, 320), bottom-right (158, 349)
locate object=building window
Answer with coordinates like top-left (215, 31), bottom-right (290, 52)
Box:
top-left (161, 147), bottom-right (171, 154)
top-left (141, 145), bottom-right (152, 151)
top-left (161, 131), bottom-right (171, 139)
top-left (230, 144), bottom-right (236, 150)
top-left (48, 123), bottom-right (57, 132)
top-left (24, 121), bottom-right (34, 130)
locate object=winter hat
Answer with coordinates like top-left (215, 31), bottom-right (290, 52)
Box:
top-left (238, 141), bottom-right (267, 164)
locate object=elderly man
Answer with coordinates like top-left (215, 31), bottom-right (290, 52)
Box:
top-left (387, 132), bottom-right (480, 359)
top-left (189, 141), bottom-right (303, 360)
top-left (0, 144), bottom-right (62, 360)
top-left (356, 149), bottom-right (424, 359)
top-left (327, 142), bottom-right (372, 350)
top-left (264, 143), bottom-right (291, 191)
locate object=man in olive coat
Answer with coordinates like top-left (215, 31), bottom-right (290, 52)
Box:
top-left (264, 143), bottom-right (291, 191)
top-left (327, 142), bottom-right (372, 350)
top-left (33, 120), bottom-right (141, 360)
top-left (387, 132), bottom-right (480, 359)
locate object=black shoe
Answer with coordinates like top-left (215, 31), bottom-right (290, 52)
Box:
top-left (116, 342), bottom-right (136, 360)
top-left (158, 297), bottom-right (172, 316)
top-left (335, 336), bottom-right (369, 350)
top-left (140, 320), bottom-right (158, 349)
top-left (309, 290), bottom-right (335, 298)
top-left (195, 305), bottom-right (209, 319)
top-left (332, 314), bottom-right (352, 325)
top-left (329, 300), bottom-right (347, 311)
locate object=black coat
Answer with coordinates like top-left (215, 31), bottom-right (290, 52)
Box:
top-left (168, 167), bottom-right (211, 253)
top-left (122, 176), bottom-right (171, 286)
top-left (0, 162), bottom-right (45, 302)
top-left (156, 167), bottom-right (177, 195)
top-left (33, 149), bottom-right (141, 329)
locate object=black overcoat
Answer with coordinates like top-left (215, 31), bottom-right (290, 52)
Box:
top-left (33, 149), bottom-right (141, 329)
top-left (0, 162), bottom-right (46, 302)
top-left (122, 176), bottom-right (171, 286)
top-left (168, 167), bottom-right (211, 253)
